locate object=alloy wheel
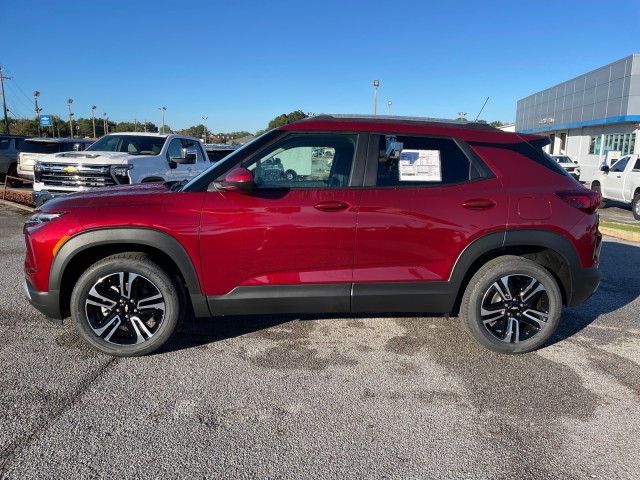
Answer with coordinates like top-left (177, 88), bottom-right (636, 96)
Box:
top-left (84, 271), bottom-right (166, 345)
top-left (479, 274), bottom-right (550, 344)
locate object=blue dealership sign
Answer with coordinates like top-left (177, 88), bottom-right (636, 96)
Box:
top-left (40, 115), bottom-right (51, 126)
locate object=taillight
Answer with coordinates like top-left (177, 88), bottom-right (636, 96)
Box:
top-left (556, 190), bottom-right (600, 214)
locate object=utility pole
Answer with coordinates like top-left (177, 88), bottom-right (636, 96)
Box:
top-left (67, 98), bottom-right (74, 138)
top-left (91, 105), bottom-right (96, 138)
top-left (159, 106), bottom-right (167, 134)
top-left (202, 116), bottom-right (208, 143)
top-left (373, 80), bottom-right (379, 116)
top-left (0, 66), bottom-right (11, 134)
top-left (34, 91), bottom-right (42, 137)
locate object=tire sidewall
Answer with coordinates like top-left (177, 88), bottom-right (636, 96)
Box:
top-left (462, 257), bottom-right (562, 354)
top-left (70, 255), bottom-right (183, 357)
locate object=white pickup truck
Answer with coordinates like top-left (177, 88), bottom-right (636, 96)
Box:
top-left (33, 132), bottom-right (212, 206)
top-left (591, 153), bottom-right (640, 220)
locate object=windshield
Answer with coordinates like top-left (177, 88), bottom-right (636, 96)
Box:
top-left (87, 135), bottom-right (166, 155)
top-left (21, 141), bottom-right (62, 154)
top-left (553, 156), bottom-right (572, 164)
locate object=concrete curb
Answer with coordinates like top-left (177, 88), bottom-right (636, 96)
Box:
top-left (600, 226), bottom-right (640, 243)
top-left (0, 199), bottom-right (35, 213)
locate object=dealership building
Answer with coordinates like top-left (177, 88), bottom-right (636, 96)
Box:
top-left (516, 54), bottom-right (639, 180)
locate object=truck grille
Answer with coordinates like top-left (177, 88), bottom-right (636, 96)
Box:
top-left (39, 163), bottom-right (116, 188)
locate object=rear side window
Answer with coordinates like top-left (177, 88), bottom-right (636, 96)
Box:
top-left (21, 141), bottom-right (60, 154)
top-left (374, 135), bottom-right (482, 187)
top-left (0, 139), bottom-right (9, 150)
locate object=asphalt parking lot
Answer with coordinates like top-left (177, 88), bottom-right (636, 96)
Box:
top-left (0, 203), bottom-right (638, 479)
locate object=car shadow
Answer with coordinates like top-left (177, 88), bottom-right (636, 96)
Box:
top-left (548, 238), bottom-right (640, 344)
top-left (162, 239), bottom-right (639, 354)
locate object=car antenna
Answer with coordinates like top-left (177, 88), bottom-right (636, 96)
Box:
top-left (474, 97), bottom-right (490, 122)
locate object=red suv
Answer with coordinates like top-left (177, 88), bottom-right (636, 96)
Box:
top-left (23, 115), bottom-right (601, 356)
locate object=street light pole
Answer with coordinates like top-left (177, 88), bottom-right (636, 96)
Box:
top-left (34, 91), bottom-right (42, 137)
top-left (103, 113), bottom-right (108, 135)
top-left (373, 80), bottom-right (379, 115)
top-left (159, 106), bottom-right (167, 134)
top-left (91, 105), bottom-right (96, 138)
top-left (202, 116), bottom-right (208, 144)
top-left (66, 98), bottom-right (74, 138)
top-left (388, 100), bottom-right (392, 115)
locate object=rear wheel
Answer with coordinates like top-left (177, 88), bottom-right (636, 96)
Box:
top-left (633, 193), bottom-right (640, 221)
top-left (591, 183), bottom-right (606, 208)
top-left (70, 253), bottom-right (185, 356)
top-left (460, 256), bottom-right (562, 354)
top-left (285, 169), bottom-right (297, 181)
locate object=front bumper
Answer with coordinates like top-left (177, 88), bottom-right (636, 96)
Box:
top-left (23, 277), bottom-right (63, 323)
top-left (32, 190), bottom-right (68, 208)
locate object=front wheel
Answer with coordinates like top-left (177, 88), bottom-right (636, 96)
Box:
top-left (6, 164), bottom-right (23, 188)
top-left (460, 256), bottom-right (562, 354)
top-left (70, 253), bottom-right (185, 356)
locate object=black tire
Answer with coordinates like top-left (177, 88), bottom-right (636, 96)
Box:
top-left (285, 169), bottom-right (297, 181)
top-left (460, 256), bottom-right (562, 354)
top-left (70, 253), bottom-right (185, 357)
top-left (633, 193), bottom-right (640, 221)
top-left (7, 164), bottom-right (23, 188)
top-left (591, 183), bottom-right (606, 209)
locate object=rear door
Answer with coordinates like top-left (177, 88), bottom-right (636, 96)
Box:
top-left (352, 133), bottom-right (508, 312)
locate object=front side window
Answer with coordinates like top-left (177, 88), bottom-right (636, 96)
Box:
top-left (0, 139), bottom-right (9, 150)
top-left (242, 133), bottom-right (357, 189)
top-left (610, 157), bottom-right (628, 172)
top-left (374, 135), bottom-right (477, 187)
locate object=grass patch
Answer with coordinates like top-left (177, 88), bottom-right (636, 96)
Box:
top-left (601, 221), bottom-right (640, 233)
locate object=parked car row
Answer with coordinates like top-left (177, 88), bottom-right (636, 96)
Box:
top-left (1, 135), bottom-right (94, 188)
top-left (1, 133), bottom-right (237, 206)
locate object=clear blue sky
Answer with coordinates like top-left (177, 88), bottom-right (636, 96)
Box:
top-left (2, 0), bottom-right (638, 133)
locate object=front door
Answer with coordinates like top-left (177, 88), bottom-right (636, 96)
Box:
top-left (198, 132), bottom-right (364, 315)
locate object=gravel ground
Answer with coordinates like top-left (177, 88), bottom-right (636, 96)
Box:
top-left (0, 204), bottom-right (638, 479)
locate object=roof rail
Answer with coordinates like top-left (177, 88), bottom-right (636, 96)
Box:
top-left (299, 114), bottom-right (497, 130)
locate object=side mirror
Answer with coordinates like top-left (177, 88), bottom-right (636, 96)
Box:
top-left (601, 165), bottom-right (610, 173)
top-left (216, 167), bottom-right (254, 194)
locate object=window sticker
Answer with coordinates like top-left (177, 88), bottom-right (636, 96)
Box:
top-left (399, 149), bottom-right (441, 182)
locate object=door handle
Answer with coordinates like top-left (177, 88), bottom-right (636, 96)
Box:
top-left (462, 199), bottom-right (496, 210)
top-left (314, 201), bottom-right (351, 212)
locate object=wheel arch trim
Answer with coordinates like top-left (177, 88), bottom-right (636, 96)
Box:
top-left (450, 228), bottom-right (580, 302)
top-left (50, 227), bottom-right (203, 298)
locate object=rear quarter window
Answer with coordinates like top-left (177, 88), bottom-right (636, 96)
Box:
top-left (373, 135), bottom-right (488, 187)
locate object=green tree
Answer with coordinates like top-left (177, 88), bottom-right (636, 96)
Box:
top-left (256, 110), bottom-right (307, 136)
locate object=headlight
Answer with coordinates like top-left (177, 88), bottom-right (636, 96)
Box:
top-left (34, 162), bottom-right (43, 182)
top-left (24, 212), bottom-right (66, 230)
top-left (111, 165), bottom-right (133, 184)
